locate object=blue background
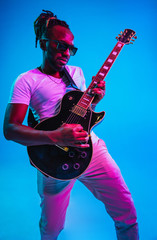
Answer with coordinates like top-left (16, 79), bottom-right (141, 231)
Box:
top-left (1, 0), bottom-right (157, 239)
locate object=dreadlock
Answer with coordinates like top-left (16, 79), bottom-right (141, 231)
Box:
top-left (34, 10), bottom-right (70, 47)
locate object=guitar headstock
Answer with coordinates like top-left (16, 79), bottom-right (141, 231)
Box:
top-left (116, 29), bottom-right (137, 44)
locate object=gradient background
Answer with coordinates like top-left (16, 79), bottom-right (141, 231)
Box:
top-left (1, 0), bottom-right (157, 239)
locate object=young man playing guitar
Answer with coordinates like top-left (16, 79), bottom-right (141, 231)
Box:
top-left (3, 10), bottom-right (139, 240)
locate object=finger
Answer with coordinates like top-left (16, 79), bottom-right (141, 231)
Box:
top-left (92, 88), bottom-right (104, 95)
top-left (63, 123), bottom-right (83, 128)
top-left (97, 82), bottom-right (105, 89)
top-left (73, 143), bottom-right (90, 148)
top-left (74, 136), bottom-right (89, 142)
top-left (98, 80), bottom-right (105, 84)
top-left (99, 80), bottom-right (105, 85)
top-left (72, 124), bottom-right (84, 131)
top-left (73, 129), bottom-right (89, 138)
top-left (75, 130), bottom-right (89, 136)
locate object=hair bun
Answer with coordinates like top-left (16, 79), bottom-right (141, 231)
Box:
top-left (34, 10), bottom-right (69, 48)
top-left (42, 10), bottom-right (57, 19)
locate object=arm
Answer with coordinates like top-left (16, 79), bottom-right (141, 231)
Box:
top-left (3, 103), bottom-right (89, 147)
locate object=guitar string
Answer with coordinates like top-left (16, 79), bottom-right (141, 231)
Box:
top-left (65, 103), bottom-right (88, 123)
top-left (65, 110), bottom-right (91, 135)
top-left (66, 110), bottom-right (83, 123)
top-left (66, 112), bottom-right (80, 124)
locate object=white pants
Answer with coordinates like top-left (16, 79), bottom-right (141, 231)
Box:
top-left (37, 139), bottom-right (139, 240)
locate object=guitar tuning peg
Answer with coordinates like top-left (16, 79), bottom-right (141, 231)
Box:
top-left (133, 36), bottom-right (137, 39)
top-left (116, 36), bottom-right (119, 40)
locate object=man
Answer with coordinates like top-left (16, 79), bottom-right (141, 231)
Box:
top-left (3, 10), bottom-right (139, 240)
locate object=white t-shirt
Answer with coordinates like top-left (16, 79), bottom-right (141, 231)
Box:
top-left (9, 65), bottom-right (99, 143)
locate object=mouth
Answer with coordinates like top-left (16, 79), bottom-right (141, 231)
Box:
top-left (57, 58), bottom-right (69, 65)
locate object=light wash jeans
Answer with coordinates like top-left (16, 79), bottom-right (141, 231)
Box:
top-left (37, 139), bottom-right (139, 240)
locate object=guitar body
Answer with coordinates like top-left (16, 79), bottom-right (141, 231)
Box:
top-left (27, 90), bottom-right (105, 180)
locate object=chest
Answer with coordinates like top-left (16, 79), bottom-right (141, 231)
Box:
top-left (31, 76), bottom-right (76, 106)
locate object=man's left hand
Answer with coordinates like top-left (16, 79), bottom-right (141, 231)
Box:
top-left (91, 77), bottom-right (106, 105)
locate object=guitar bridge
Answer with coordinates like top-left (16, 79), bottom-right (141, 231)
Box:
top-left (72, 105), bottom-right (87, 117)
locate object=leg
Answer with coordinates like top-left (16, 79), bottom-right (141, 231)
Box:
top-left (37, 171), bottom-right (76, 240)
top-left (78, 139), bottom-right (139, 240)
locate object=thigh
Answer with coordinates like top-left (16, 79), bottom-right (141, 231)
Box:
top-left (78, 139), bottom-right (136, 222)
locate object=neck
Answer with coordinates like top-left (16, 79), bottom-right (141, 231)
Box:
top-left (40, 64), bottom-right (64, 78)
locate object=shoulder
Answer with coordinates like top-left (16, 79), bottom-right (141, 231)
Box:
top-left (15, 68), bottom-right (41, 84)
top-left (65, 65), bottom-right (84, 77)
top-left (12, 68), bottom-right (44, 92)
top-left (10, 68), bottom-right (43, 98)
top-left (65, 65), bottom-right (86, 91)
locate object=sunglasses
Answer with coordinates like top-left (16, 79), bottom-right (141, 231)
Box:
top-left (42, 38), bottom-right (78, 56)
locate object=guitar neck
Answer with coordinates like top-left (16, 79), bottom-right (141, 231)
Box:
top-left (95, 41), bottom-right (125, 82)
top-left (77, 41), bottom-right (125, 110)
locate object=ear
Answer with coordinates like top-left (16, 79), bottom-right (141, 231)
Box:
top-left (39, 39), bottom-right (47, 51)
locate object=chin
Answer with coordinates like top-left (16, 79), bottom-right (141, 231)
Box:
top-left (56, 64), bottom-right (66, 72)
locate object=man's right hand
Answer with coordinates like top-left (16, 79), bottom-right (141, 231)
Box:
top-left (46, 123), bottom-right (89, 148)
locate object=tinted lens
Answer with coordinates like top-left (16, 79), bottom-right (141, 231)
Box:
top-left (69, 46), bottom-right (78, 56)
top-left (57, 42), bottom-right (67, 51)
top-left (57, 42), bottom-right (77, 56)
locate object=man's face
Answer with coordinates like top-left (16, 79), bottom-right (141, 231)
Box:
top-left (43, 25), bottom-right (74, 72)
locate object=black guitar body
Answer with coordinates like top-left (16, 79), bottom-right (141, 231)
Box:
top-left (27, 90), bottom-right (105, 180)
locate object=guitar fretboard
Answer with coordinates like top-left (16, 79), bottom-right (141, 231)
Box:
top-left (95, 41), bottom-right (124, 81)
top-left (76, 41), bottom-right (125, 111)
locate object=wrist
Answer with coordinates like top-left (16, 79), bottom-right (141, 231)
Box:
top-left (42, 130), bottom-right (57, 145)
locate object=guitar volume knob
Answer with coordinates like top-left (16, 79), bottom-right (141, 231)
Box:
top-left (62, 163), bottom-right (69, 170)
top-left (73, 163), bottom-right (80, 170)
top-left (81, 151), bottom-right (87, 159)
top-left (69, 151), bottom-right (75, 158)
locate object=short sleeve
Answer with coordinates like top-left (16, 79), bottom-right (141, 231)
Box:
top-left (9, 75), bottom-right (32, 105)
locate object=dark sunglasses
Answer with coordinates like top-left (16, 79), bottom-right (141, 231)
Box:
top-left (42, 38), bottom-right (78, 56)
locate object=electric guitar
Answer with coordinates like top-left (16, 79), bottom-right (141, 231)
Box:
top-left (27, 29), bottom-right (137, 180)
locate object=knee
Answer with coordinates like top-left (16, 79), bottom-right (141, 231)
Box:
top-left (114, 200), bottom-right (139, 239)
top-left (124, 198), bottom-right (138, 225)
top-left (39, 218), bottom-right (64, 240)
top-left (115, 198), bottom-right (138, 227)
